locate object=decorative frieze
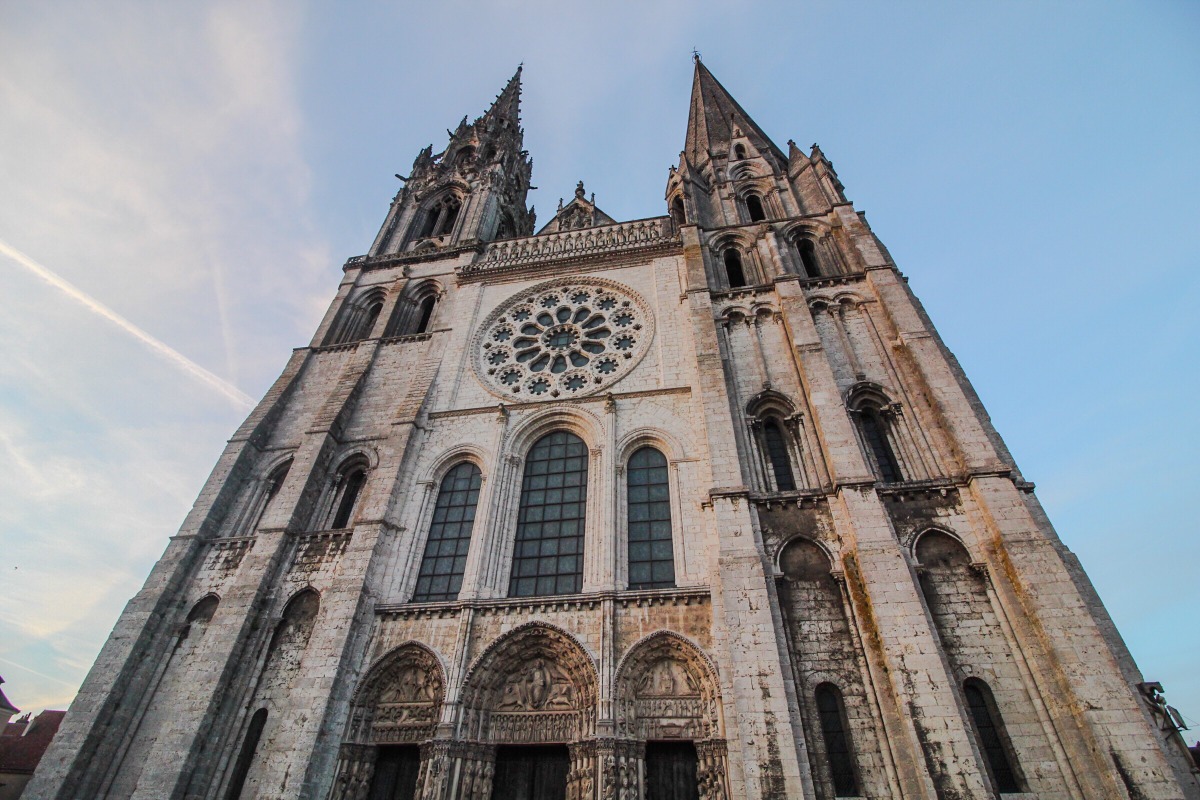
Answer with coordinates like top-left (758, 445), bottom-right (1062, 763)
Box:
top-left (460, 217), bottom-right (680, 280)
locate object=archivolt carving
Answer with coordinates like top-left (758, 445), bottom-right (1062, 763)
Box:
top-left (346, 642), bottom-right (446, 745)
top-left (615, 631), bottom-right (722, 740)
top-left (459, 622), bottom-right (598, 744)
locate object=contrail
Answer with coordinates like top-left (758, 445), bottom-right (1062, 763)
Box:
top-left (0, 238), bottom-right (255, 410)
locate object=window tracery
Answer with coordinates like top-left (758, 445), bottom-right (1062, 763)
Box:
top-left (474, 278), bottom-right (654, 400)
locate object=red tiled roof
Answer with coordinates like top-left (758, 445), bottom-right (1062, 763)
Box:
top-left (0, 710), bottom-right (66, 774)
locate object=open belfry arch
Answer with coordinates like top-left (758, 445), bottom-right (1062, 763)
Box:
top-left (28, 59), bottom-right (1199, 800)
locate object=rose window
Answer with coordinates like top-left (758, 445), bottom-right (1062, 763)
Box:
top-left (474, 278), bottom-right (654, 400)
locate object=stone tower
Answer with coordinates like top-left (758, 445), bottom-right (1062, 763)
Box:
top-left (28, 61), bottom-right (1199, 800)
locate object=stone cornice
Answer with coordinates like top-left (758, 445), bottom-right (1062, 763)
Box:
top-left (375, 586), bottom-right (711, 620)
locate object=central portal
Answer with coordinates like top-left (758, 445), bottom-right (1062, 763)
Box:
top-left (490, 745), bottom-right (570, 800)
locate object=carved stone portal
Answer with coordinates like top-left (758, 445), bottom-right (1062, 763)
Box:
top-left (329, 643), bottom-right (445, 800)
top-left (459, 622), bottom-right (598, 745)
top-left (616, 632), bottom-right (721, 742)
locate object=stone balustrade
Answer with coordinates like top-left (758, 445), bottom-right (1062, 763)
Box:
top-left (462, 216), bottom-right (679, 277)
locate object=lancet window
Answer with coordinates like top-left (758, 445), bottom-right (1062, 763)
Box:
top-left (745, 193), bottom-right (767, 222)
top-left (815, 683), bottom-right (859, 797)
top-left (329, 290), bottom-right (386, 345)
top-left (324, 459), bottom-right (369, 530)
top-left (419, 195), bottom-right (462, 239)
top-left (626, 446), bottom-right (675, 589)
top-left (761, 418), bottom-right (797, 491)
top-left (855, 405), bottom-right (902, 483)
top-left (963, 679), bottom-right (1022, 794)
top-left (509, 431), bottom-right (588, 597)
top-left (384, 282), bottom-right (441, 338)
top-left (723, 249), bottom-right (747, 288)
top-left (797, 238), bottom-right (822, 278)
top-left (412, 462), bottom-right (482, 602)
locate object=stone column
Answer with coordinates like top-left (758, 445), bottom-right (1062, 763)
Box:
top-left (328, 742), bottom-right (375, 800)
top-left (567, 739), bottom-right (598, 800)
top-left (596, 739), bottom-right (643, 800)
top-left (696, 739), bottom-right (730, 800)
top-left (446, 741), bottom-right (494, 800)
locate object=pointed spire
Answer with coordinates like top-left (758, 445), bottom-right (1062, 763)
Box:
top-left (684, 60), bottom-right (782, 166)
top-left (483, 64), bottom-right (523, 126)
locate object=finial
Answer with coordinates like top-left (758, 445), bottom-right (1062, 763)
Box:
top-left (692, 48), bottom-right (702, 63)
top-left (575, 180), bottom-right (586, 199)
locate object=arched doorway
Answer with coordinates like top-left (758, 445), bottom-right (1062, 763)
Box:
top-left (456, 623), bottom-right (599, 800)
top-left (329, 643), bottom-right (446, 800)
top-left (615, 632), bottom-right (728, 800)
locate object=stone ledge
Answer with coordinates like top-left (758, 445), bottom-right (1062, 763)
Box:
top-left (376, 587), bottom-right (711, 620)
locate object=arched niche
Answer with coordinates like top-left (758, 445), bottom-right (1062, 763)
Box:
top-left (347, 643), bottom-right (447, 746)
top-left (459, 622), bottom-right (598, 745)
top-left (615, 631), bottom-right (723, 742)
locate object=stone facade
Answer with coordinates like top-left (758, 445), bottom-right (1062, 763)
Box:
top-left (26, 62), bottom-right (1200, 800)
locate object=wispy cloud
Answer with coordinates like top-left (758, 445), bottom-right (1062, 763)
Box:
top-left (0, 239), bottom-right (254, 409)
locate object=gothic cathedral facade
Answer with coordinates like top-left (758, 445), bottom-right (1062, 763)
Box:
top-left (28, 62), bottom-right (1200, 800)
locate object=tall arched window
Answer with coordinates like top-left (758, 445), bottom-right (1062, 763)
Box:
top-left (815, 683), bottom-right (859, 797)
top-left (412, 462), bottom-right (482, 602)
top-left (435, 197), bottom-right (461, 236)
top-left (723, 249), bottom-right (747, 288)
top-left (419, 195), bottom-right (462, 238)
top-left (225, 708), bottom-right (268, 800)
top-left (797, 238), bottom-right (821, 278)
top-left (856, 407), bottom-right (902, 482)
top-left (509, 431), bottom-right (588, 597)
top-left (627, 447), bottom-right (675, 589)
top-left (329, 463), bottom-right (368, 529)
top-left (415, 295), bottom-right (437, 334)
top-left (963, 679), bottom-right (1022, 793)
top-left (746, 193), bottom-right (766, 222)
top-left (670, 196), bottom-right (686, 226)
top-left (360, 299), bottom-right (383, 339)
top-left (762, 418), bottom-right (796, 491)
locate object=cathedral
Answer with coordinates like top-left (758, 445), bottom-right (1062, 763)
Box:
top-left (27, 61), bottom-right (1200, 800)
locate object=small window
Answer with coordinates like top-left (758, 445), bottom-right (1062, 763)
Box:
top-left (963, 679), bottom-right (1022, 793)
top-left (733, 144), bottom-right (747, 160)
top-left (455, 146), bottom-right (475, 166)
top-left (412, 462), bottom-right (482, 602)
top-left (225, 708), bottom-right (268, 800)
top-left (815, 684), bottom-right (859, 797)
top-left (419, 196), bottom-right (462, 239)
top-left (723, 249), bottom-right (747, 288)
top-left (670, 196), bottom-right (686, 226)
top-left (361, 300), bottom-right (383, 340)
top-left (330, 466), bottom-right (367, 529)
top-left (509, 431), bottom-right (588, 597)
top-left (797, 238), bottom-right (821, 278)
top-left (857, 408), bottom-right (901, 482)
top-left (746, 194), bottom-right (766, 222)
top-left (435, 198), bottom-right (461, 236)
top-left (415, 295), bottom-right (436, 334)
top-left (627, 447), bottom-right (675, 589)
top-left (762, 418), bottom-right (796, 491)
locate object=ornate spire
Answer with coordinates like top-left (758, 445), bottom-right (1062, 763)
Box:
top-left (482, 64), bottom-right (523, 127)
top-left (684, 60), bottom-right (782, 166)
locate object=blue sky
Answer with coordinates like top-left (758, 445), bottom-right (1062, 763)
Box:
top-left (1, 0), bottom-right (1197, 736)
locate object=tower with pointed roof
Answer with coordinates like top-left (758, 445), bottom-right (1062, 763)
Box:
top-left (29, 61), bottom-right (1199, 800)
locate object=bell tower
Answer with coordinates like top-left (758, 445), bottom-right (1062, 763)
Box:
top-left (371, 66), bottom-right (535, 255)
